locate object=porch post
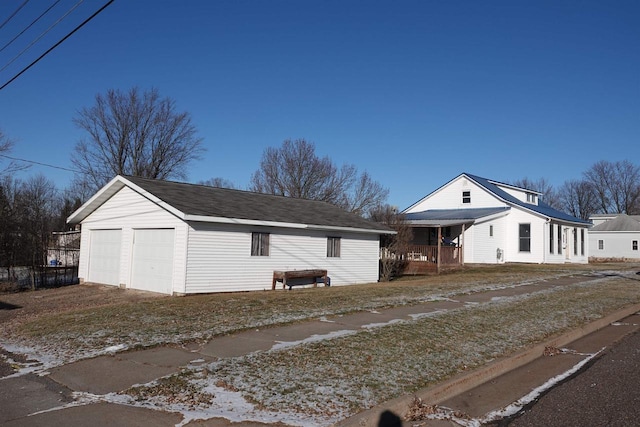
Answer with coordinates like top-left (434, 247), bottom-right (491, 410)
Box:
top-left (437, 226), bottom-right (442, 274)
top-left (460, 223), bottom-right (465, 265)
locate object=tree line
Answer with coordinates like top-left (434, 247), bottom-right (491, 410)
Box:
top-left (1, 86), bottom-right (639, 281)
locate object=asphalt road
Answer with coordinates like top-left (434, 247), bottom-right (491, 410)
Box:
top-left (507, 329), bottom-right (640, 427)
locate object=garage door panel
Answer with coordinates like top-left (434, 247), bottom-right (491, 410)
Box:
top-left (131, 229), bottom-right (175, 294)
top-left (88, 229), bottom-right (122, 286)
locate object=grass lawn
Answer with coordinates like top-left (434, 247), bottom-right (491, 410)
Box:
top-left (2, 262), bottom-right (640, 425)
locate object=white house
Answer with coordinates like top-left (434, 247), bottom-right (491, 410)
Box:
top-left (67, 175), bottom-right (393, 295)
top-left (588, 214), bottom-right (640, 261)
top-left (402, 173), bottom-right (591, 265)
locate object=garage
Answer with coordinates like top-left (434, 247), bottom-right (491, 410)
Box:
top-left (88, 229), bottom-right (122, 286)
top-left (130, 228), bottom-right (175, 294)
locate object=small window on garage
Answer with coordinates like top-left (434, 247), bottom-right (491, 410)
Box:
top-left (251, 232), bottom-right (270, 256)
top-left (489, 225), bottom-right (493, 237)
top-left (327, 237), bottom-right (341, 257)
top-left (633, 240), bottom-right (638, 251)
top-left (462, 190), bottom-right (471, 204)
top-left (598, 240), bottom-right (604, 250)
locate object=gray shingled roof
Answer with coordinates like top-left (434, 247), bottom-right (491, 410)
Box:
top-left (590, 214), bottom-right (640, 232)
top-left (123, 175), bottom-right (392, 232)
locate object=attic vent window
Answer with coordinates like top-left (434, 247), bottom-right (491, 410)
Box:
top-left (462, 190), bottom-right (471, 204)
top-left (526, 192), bottom-right (536, 203)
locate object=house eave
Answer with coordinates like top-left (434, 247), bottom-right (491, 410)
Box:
top-left (183, 214), bottom-right (395, 235)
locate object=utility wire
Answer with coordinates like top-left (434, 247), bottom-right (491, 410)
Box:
top-left (0, 153), bottom-right (79, 173)
top-left (0, 0), bottom-right (115, 92)
top-left (0, 0), bottom-right (62, 54)
top-left (0, 0), bottom-right (85, 74)
top-left (0, 0), bottom-right (30, 31)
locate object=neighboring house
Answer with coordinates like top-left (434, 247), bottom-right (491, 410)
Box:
top-left (402, 173), bottom-right (591, 265)
top-left (47, 230), bottom-right (81, 266)
top-left (67, 175), bottom-right (393, 295)
top-left (588, 214), bottom-right (640, 261)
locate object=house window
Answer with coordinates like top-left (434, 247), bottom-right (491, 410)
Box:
top-left (557, 225), bottom-right (562, 255)
top-left (633, 240), bottom-right (638, 251)
top-left (526, 193), bottom-right (535, 203)
top-left (251, 232), bottom-right (270, 256)
top-left (489, 225), bottom-right (493, 237)
top-left (549, 223), bottom-right (554, 254)
top-left (519, 223), bottom-right (531, 252)
top-left (598, 240), bottom-right (604, 250)
top-left (573, 228), bottom-right (578, 255)
top-left (327, 237), bottom-right (341, 257)
top-left (581, 229), bottom-right (585, 255)
top-left (462, 191), bottom-right (471, 204)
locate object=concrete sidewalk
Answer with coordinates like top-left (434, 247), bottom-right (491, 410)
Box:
top-left (1, 273), bottom-right (636, 426)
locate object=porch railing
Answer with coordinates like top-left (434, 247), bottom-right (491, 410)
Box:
top-left (381, 245), bottom-right (462, 265)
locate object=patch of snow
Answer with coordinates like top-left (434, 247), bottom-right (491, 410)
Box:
top-left (318, 316), bottom-right (335, 323)
top-left (361, 318), bottom-right (405, 329)
top-left (408, 310), bottom-right (450, 320)
top-left (104, 344), bottom-right (127, 353)
top-left (270, 330), bottom-right (357, 351)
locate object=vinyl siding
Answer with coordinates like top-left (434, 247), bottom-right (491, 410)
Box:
top-left (589, 232), bottom-right (640, 260)
top-left (470, 217), bottom-right (507, 263)
top-left (185, 222), bottom-right (380, 293)
top-left (78, 186), bottom-right (188, 294)
top-left (406, 176), bottom-right (509, 212)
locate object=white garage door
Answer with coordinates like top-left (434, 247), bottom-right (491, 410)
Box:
top-left (131, 229), bottom-right (175, 294)
top-left (88, 229), bottom-right (122, 286)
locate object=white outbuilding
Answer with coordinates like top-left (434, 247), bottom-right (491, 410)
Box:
top-left (67, 175), bottom-right (393, 295)
top-left (588, 214), bottom-right (640, 261)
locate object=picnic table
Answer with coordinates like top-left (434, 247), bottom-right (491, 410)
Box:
top-left (272, 269), bottom-right (329, 290)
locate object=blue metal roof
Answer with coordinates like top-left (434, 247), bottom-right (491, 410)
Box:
top-left (464, 173), bottom-right (591, 225)
top-left (405, 207), bottom-right (510, 222)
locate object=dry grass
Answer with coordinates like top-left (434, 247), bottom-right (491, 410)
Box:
top-left (1, 263), bottom-right (637, 364)
top-left (198, 276), bottom-right (640, 421)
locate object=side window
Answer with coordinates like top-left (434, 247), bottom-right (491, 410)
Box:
top-left (633, 240), bottom-right (638, 251)
top-left (462, 190), bottom-right (471, 204)
top-left (489, 225), bottom-right (493, 237)
top-left (557, 225), bottom-right (562, 255)
top-left (251, 232), bottom-right (270, 256)
top-left (573, 228), bottom-right (578, 255)
top-left (327, 237), bottom-right (341, 257)
top-left (581, 229), bottom-right (585, 255)
top-left (598, 240), bottom-right (604, 250)
top-left (519, 223), bottom-right (531, 252)
top-left (549, 223), bottom-right (554, 254)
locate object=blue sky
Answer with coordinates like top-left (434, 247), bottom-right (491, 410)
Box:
top-left (0, 0), bottom-right (638, 210)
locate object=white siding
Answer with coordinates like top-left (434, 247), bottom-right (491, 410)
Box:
top-left (502, 207), bottom-right (547, 263)
top-left (185, 222), bottom-right (380, 293)
top-left (78, 186), bottom-right (188, 294)
top-left (589, 232), bottom-right (640, 260)
top-left (406, 176), bottom-right (508, 212)
top-left (469, 217), bottom-right (507, 263)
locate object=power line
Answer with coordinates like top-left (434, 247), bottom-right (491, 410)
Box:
top-left (0, 0), bottom-right (30, 31)
top-left (0, 0), bottom-right (62, 54)
top-left (0, 0), bottom-right (115, 92)
top-left (0, 0), bottom-right (85, 74)
top-left (0, 153), bottom-right (79, 173)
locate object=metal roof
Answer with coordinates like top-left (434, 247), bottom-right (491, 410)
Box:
top-left (404, 207), bottom-right (510, 226)
top-left (464, 173), bottom-right (592, 225)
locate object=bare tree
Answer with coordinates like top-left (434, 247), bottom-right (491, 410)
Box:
top-left (250, 139), bottom-right (389, 215)
top-left (583, 160), bottom-right (640, 214)
top-left (0, 129), bottom-right (29, 176)
top-left (369, 204), bottom-right (411, 281)
top-left (71, 87), bottom-right (204, 194)
top-left (197, 177), bottom-right (238, 189)
top-left (557, 179), bottom-right (598, 220)
top-left (511, 177), bottom-right (560, 208)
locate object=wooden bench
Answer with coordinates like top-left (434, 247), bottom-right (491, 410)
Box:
top-left (272, 269), bottom-right (329, 290)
